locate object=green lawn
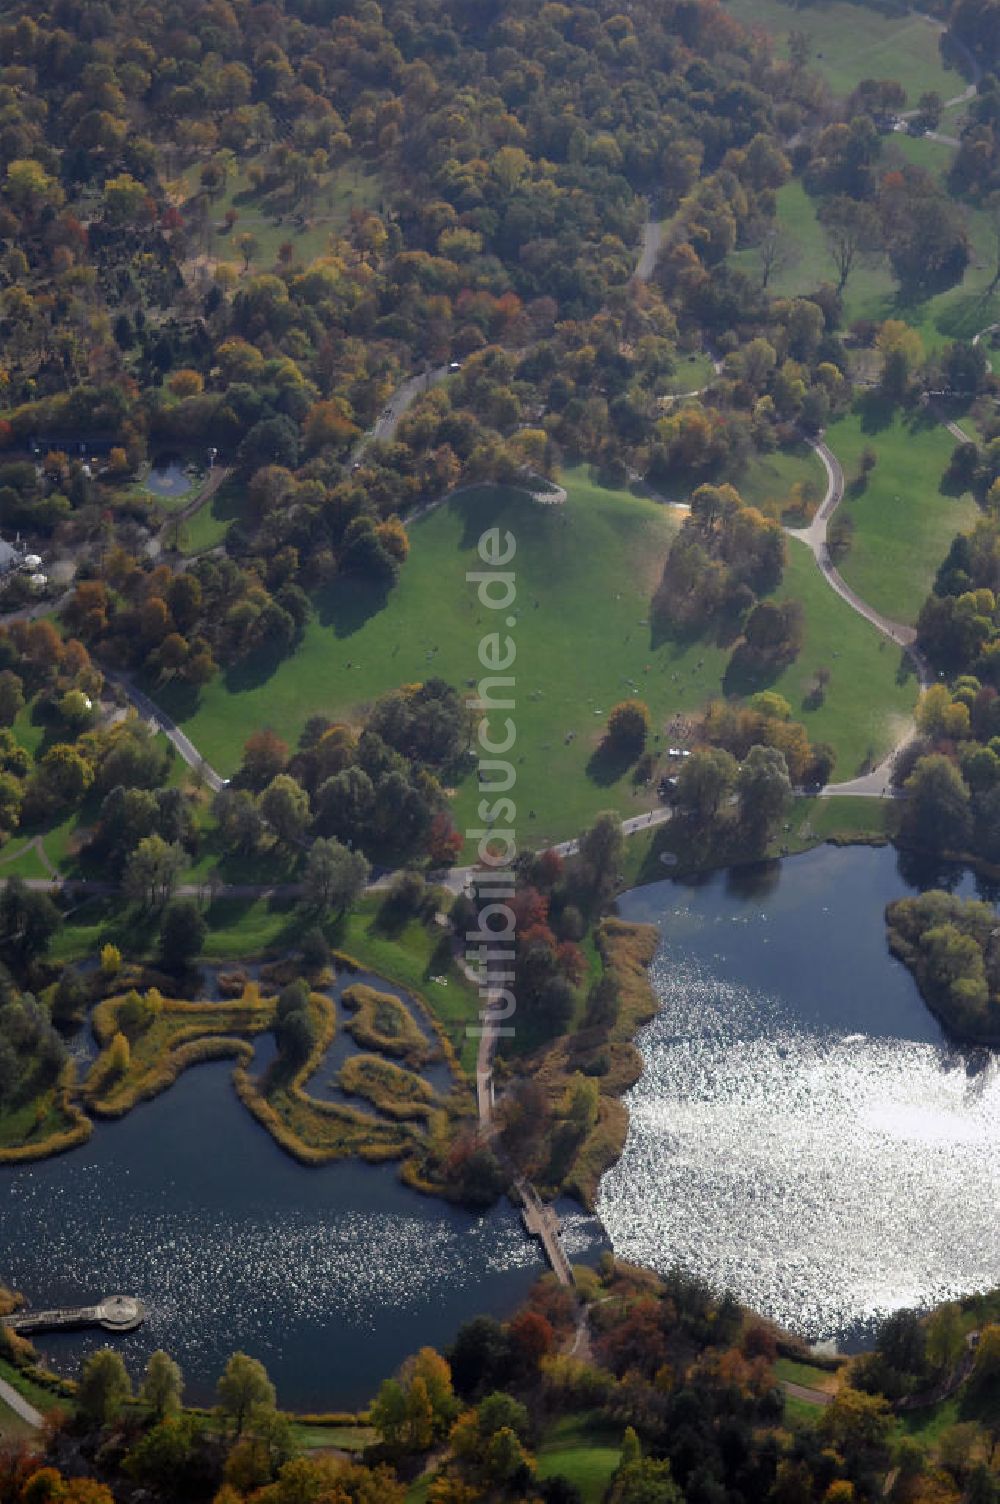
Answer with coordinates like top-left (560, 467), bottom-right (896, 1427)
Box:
top-left (536, 1414), bottom-right (623, 1504)
top-left (152, 467), bottom-right (918, 844)
top-left (737, 441), bottom-right (826, 514)
top-left (825, 406), bottom-right (979, 625)
top-left (181, 154), bottom-right (382, 272)
top-left (0, 839), bottom-right (50, 880)
top-left (0, 1357), bottom-right (64, 1414)
top-left (181, 476), bottom-right (247, 555)
top-left (787, 793), bottom-right (891, 846)
top-left (666, 351), bottom-right (717, 393)
top-left (733, 174), bottom-right (1000, 355)
top-left (291, 1422), bottom-right (375, 1451)
top-left (774, 1357), bottom-right (839, 1392)
top-left (897, 1395), bottom-right (961, 1445)
top-left (783, 1393), bottom-right (827, 1426)
top-left (723, 0), bottom-right (964, 101)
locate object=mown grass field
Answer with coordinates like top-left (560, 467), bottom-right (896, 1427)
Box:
top-left (179, 154), bottom-right (382, 272)
top-left (723, 0), bottom-right (962, 101)
top-left (737, 441), bottom-right (826, 513)
top-left (536, 1414), bottom-right (623, 1503)
top-left (156, 466), bottom-right (918, 849)
top-left (731, 154), bottom-right (1000, 355)
top-left (774, 1357), bottom-right (840, 1393)
top-left (181, 476), bottom-right (245, 554)
top-left (826, 405), bottom-right (978, 625)
top-left (665, 350), bottom-right (717, 394)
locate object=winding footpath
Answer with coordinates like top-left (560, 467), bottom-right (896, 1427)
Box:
top-left (786, 438), bottom-right (933, 798)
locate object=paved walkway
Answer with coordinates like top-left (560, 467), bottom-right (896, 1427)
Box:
top-left (633, 211), bottom-right (664, 283)
top-left (0, 1373), bottom-right (43, 1429)
top-left (350, 364), bottom-right (451, 462)
top-left (104, 671), bottom-right (225, 793)
top-left (786, 435), bottom-right (933, 796)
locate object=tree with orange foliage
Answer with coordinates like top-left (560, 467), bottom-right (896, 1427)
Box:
top-left (241, 728), bottom-right (289, 788)
top-left (426, 811), bottom-right (463, 866)
top-left (376, 516), bottom-right (409, 564)
top-left (167, 368), bottom-right (203, 397)
top-left (508, 1309), bottom-right (554, 1376)
top-left (556, 940), bottom-right (587, 986)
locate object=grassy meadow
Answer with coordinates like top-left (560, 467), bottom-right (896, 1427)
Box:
top-left (731, 130), bottom-right (1000, 360)
top-left (152, 465), bottom-right (919, 850)
top-left (179, 154), bottom-right (382, 272)
top-left (723, 0), bottom-right (963, 101)
top-left (826, 405), bottom-right (979, 625)
top-left (535, 1414), bottom-right (623, 1503)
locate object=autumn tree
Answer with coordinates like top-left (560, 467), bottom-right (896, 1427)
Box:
top-left (604, 701), bottom-right (651, 757)
top-left (141, 1350), bottom-right (183, 1420)
top-left (159, 897), bottom-right (206, 972)
top-left (818, 196), bottom-right (882, 292)
top-left (578, 811), bottom-right (624, 901)
top-left (124, 835), bottom-right (185, 908)
top-left (217, 1351), bottom-right (276, 1436)
top-left (737, 744), bottom-right (792, 844)
top-left (78, 1348), bottom-right (132, 1426)
top-left (302, 837), bottom-right (370, 914)
top-left (676, 746), bottom-right (738, 823)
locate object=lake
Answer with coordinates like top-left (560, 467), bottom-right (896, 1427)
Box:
top-left (0, 975), bottom-right (606, 1410)
top-left (7, 842), bottom-right (997, 1407)
top-left (599, 844), bottom-right (1000, 1349)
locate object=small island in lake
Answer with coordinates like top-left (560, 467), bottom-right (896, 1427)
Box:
top-left (886, 890), bottom-right (1000, 1045)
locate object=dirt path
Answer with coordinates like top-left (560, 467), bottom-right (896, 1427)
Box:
top-left (780, 1379), bottom-right (833, 1407)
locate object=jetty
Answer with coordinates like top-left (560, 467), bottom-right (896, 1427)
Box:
top-left (517, 1178), bottom-right (575, 1287)
top-left (3, 1295), bottom-right (145, 1337)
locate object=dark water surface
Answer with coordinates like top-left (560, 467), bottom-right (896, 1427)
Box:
top-left (1, 1029), bottom-right (603, 1409)
top-left (600, 844), bottom-right (1000, 1349)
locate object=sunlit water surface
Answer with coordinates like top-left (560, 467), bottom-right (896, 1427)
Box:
top-left (1, 1012), bottom-right (604, 1408)
top-left (599, 845), bottom-right (1000, 1348)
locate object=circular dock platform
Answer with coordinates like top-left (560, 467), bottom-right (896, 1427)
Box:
top-left (97, 1296), bottom-right (145, 1332)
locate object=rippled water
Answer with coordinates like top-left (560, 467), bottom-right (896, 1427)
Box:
top-left (599, 846), bottom-right (1000, 1348)
top-left (0, 1051), bottom-right (604, 1408)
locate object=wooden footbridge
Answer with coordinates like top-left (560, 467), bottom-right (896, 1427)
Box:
top-left (4, 1295), bottom-right (145, 1337)
top-left (517, 1178), bottom-right (575, 1287)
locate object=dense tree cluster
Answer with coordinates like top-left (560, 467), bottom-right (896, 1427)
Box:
top-left (213, 678), bottom-right (469, 867)
top-left (653, 482), bottom-right (785, 632)
top-left (0, 958), bottom-right (66, 1113)
top-left (886, 888), bottom-right (1000, 1039)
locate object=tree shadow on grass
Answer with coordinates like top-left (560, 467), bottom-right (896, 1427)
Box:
top-left (585, 738), bottom-right (638, 787)
top-left (223, 641), bottom-right (291, 694)
top-left (449, 482), bottom-right (558, 560)
top-left (145, 675), bottom-right (202, 723)
top-left (856, 390), bottom-right (899, 436)
top-left (313, 575), bottom-right (392, 639)
top-left (895, 646), bottom-right (921, 686)
top-left (202, 892), bottom-right (300, 950)
top-left (934, 288), bottom-right (1000, 343)
top-left (721, 646), bottom-right (786, 698)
